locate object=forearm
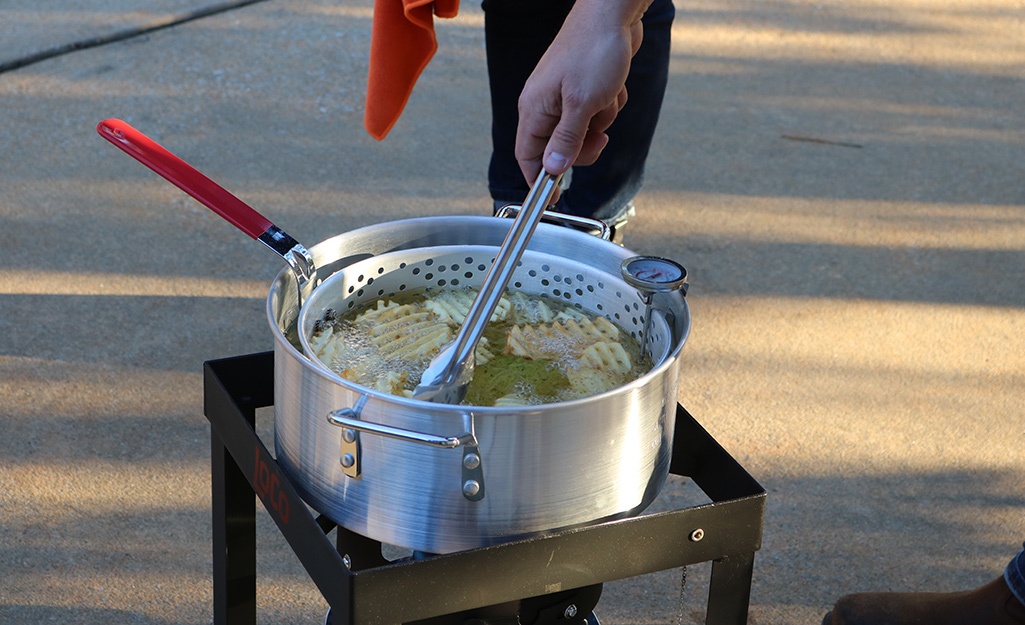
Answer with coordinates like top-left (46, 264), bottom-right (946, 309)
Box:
top-left (514, 0), bottom-right (655, 179)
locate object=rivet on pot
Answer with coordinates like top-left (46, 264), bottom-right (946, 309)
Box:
top-left (462, 480), bottom-right (481, 497)
top-left (564, 605), bottom-right (578, 619)
top-left (463, 452), bottom-right (481, 470)
top-left (342, 554), bottom-right (352, 569)
top-left (689, 528), bottom-right (705, 542)
top-left (341, 453), bottom-right (356, 469)
top-left (342, 428), bottom-right (357, 444)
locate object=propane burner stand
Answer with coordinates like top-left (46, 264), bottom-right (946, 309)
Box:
top-left (205, 352), bottom-right (766, 625)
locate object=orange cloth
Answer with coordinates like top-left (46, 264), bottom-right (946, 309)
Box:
top-left (365, 0), bottom-right (460, 140)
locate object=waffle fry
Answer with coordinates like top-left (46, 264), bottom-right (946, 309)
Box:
top-left (372, 371), bottom-right (408, 395)
top-left (590, 316), bottom-right (621, 340)
top-left (370, 315), bottom-right (447, 348)
top-left (424, 289), bottom-right (511, 325)
top-left (475, 342), bottom-right (495, 366)
top-left (315, 337), bottom-right (344, 372)
top-left (504, 315), bottom-right (623, 361)
top-left (566, 366), bottom-right (621, 397)
top-left (307, 327), bottom-right (334, 355)
top-left (578, 341), bottom-right (632, 374)
top-left (493, 393), bottom-right (528, 407)
top-left (507, 291), bottom-right (556, 324)
top-left (367, 310), bottom-right (434, 337)
top-left (352, 300), bottom-right (452, 361)
top-left (309, 288), bottom-right (645, 406)
top-left (377, 326), bottom-right (452, 361)
top-left (353, 299), bottom-right (402, 323)
top-left (504, 324), bottom-right (552, 360)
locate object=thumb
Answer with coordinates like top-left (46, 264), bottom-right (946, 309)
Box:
top-left (541, 109), bottom-right (592, 175)
top-left (542, 149), bottom-right (573, 176)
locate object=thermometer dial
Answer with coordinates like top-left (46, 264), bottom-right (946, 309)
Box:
top-left (621, 256), bottom-right (687, 293)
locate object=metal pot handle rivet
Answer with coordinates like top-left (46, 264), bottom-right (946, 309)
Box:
top-left (326, 406), bottom-right (486, 501)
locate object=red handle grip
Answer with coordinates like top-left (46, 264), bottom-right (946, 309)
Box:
top-left (97, 118), bottom-right (273, 240)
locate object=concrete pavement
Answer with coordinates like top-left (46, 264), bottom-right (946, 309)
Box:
top-left (1, 0), bottom-right (1023, 623)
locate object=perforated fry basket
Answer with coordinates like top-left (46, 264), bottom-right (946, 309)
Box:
top-left (298, 245), bottom-right (679, 382)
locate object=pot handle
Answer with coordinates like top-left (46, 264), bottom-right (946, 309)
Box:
top-left (494, 205), bottom-right (612, 241)
top-left (327, 409), bottom-right (476, 449)
top-left (326, 408), bottom-right (486, 501)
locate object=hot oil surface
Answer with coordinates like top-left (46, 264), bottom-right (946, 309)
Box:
top-left (309, 286), bottom-right (651, 406)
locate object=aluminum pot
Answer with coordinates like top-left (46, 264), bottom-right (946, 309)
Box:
top-left (267, 215), bottom-right (689, 554)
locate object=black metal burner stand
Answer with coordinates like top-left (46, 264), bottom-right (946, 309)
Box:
top-left (204, 352), bottom-right (766, 625)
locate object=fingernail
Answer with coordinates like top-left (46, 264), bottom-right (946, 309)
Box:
top-left (544, 152), bottom-right (570, 173)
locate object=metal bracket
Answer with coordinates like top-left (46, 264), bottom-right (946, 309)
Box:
top-left (326, 403), bottom-right (485, 500)
top-left (461, 444), bottom-right (486, 502)
top-left (334, 397), bottom-right (367, 478)
top-left (339, 422), bottom-right (361, 478)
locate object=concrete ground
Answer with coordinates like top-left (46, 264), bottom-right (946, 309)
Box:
top-left (1, 0), bottom-right (1023, 623)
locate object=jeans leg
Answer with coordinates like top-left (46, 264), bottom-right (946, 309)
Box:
top-left (482, 0), bottom-right (676, 220)
top-left (1005, 544), bottom-right (1025, 607)
top-left (563, 0), bottom-right (675, 222)
top-left (483, 0), bottom-right (574, 207)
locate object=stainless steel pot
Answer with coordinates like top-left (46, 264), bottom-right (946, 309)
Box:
top-left (267, 215), bottom-right (690, 554)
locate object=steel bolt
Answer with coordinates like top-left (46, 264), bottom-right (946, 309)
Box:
top-left (463, 453), bottom-right (481, 470)
top-left (342, 429), bottom-right (357, 444)
top-left (564, 604), bottom-right (578, 619)
top-left (689, 528), bottom-right (705, 542)
top-left (462, 480), bottom-right (481, 497)
top-left (341, 453), bottom-right (356, 468)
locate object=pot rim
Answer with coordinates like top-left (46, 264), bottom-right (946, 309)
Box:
top-left (266, 215), bottom-right (690, 414)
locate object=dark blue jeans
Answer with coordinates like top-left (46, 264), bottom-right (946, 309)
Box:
top-left (1008, 545), bottom-right (1025, 607)
top-left (481, 0), bottom-right (675, 222)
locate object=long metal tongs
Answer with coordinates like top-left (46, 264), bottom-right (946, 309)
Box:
top-left (413, 170), bottom-right (563, 404)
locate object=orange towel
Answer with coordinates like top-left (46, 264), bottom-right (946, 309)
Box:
top-left (365, 0), bottom-right (460, 140)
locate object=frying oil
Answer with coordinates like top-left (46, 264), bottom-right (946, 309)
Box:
top-left (308, 286), bottom-right (651, 406)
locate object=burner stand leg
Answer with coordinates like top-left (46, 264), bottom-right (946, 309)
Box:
top-left (706, 552), bottom-right (756, 625)
top-left (212, 414), bottom-right (257, 624)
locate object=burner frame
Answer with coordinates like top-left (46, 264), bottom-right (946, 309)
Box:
top-left (205, 352), bottom-right (765, 625)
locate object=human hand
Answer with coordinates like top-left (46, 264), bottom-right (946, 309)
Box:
top-left (514, 0), bottom-right (650, 184)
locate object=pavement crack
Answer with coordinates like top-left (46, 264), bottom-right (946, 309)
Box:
top-left (0, 0), bottom-right (274, 75)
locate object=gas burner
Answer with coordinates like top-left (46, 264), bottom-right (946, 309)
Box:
top-left (205, 352), bottom-right (765, 625)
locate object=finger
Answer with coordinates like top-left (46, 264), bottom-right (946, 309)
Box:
top-left (514, 113), bottom-right (557, 189)
top-left (629, 20), bottom-right (644, 56)
top-left (518, 156), bottom-right (543, 191)
top-left (587, 96), bottom-right (623, 137)
top-left (540, 102), bottom-right (597, 175)
top-left (573, 131), bottom-right (610, 167)
top-left (551, 90), bottom-right (623, 168)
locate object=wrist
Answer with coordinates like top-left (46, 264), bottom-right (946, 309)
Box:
top-left (569, 0), bottom-right (653, 29)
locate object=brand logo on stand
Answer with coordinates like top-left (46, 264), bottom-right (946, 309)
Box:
top-left (254, 445), bottom-right (291, 524)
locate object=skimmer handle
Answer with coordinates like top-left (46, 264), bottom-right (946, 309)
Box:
top-left (97, 118), bottom-right (317, 301)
